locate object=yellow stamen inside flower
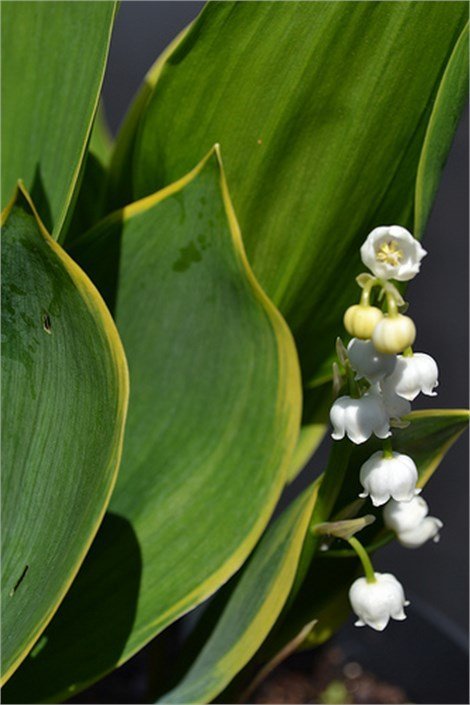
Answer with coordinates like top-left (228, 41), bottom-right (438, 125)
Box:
top-left (375, 240), bottom-right (404, 266)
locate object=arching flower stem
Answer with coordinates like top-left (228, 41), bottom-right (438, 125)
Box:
top-left (347, 536), bottom-right (377, 584)
top-left (359, 277), bottom-right (381, 307)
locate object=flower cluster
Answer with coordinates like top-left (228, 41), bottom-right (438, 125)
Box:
top-left (327, 225), bottom-right (442, 631)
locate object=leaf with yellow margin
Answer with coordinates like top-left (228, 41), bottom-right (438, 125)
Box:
top-left (128, 1), bottom-right (467, 387)
top-left (157, 484), bottom-right (320, 705)
top-left (1, 185), bottom-right (129, 683)
top-left (3, 147), bottom-right (302, 703)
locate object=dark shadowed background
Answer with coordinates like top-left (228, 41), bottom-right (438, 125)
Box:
top-left (101, 1), bottom-right (469, 632)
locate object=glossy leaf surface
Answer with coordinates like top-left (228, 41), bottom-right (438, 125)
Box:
top-left (1, 186), bottom-right (128, 683)
top-left (129, 1), bottom-right (467, 383)
top-left (4, 149), bottom-right (301, 703)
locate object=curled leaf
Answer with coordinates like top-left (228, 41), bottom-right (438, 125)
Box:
top-left (314, 515), bottom-right (376, 541)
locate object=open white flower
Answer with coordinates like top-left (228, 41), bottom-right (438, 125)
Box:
top-left (330, 390), bottom-right (390, 445)
top-left (381, 352), bottom-right (439, 401)
top-left (383, 497), bottom-right (443, 548)
top-left (360, 225), bottom-right (427, 281)
top-left (347, 338), bottom-right (396, 383)
top-left (349, 572), bottom-right (409, 631)
top-left (359, 451), bottom-right (419, 506)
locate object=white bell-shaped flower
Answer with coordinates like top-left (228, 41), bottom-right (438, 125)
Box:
top-left (360, 225), bottom-right (427, 281)
top-left (380, 381), bottom-right (411, 419)
top-left (347, 338), bottom-right (396, 383)
top-left (383, 497), bottom-right (443, 548)
top-left (381, 352), bottom-right (439, 401)
top-left (349, 572), bottom-right (410, 631)
top-left (330, 390), bottom-right (391, 445)
top-left (396, 518), bottom-right (444, 549)
top-left (359, 451), bottom-right (419, 506)
top-left (383, 496), bottom-right (428, 532)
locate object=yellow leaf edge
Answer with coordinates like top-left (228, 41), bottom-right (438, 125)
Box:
top-left (161, 481), bottom-right (322, 705)
top-left (0, 180), bottom-right (130, 684)
top-left (63, 144), bottom-right (303, 692)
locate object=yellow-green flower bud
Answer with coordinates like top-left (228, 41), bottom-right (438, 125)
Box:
top-left (372, 314), bottom-right (416, 354)
top-left (343, 305), bottom-right (383, 340)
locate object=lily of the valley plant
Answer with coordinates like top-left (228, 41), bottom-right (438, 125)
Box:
top-left (331, 226), bottom-right (440, 630)
top-left (1, 2), bottom-right (468, 703)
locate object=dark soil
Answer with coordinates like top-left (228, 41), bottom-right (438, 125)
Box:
top-left (250, 646), bottom-right (409, 704)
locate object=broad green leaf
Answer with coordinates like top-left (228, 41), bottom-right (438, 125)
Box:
top-left (4, 148), bottom-right (301, 703)
top-left (127, 1), bottom-right (467, 383)
top-left (292, 17), bottom-right (466, 481)
top-left (166, 410), bottom-right (467, 704)
top-left (1, 1), bottom-right (116, 239)
top-left (158, 483), bottom-right (320, 705)
top-left (414, 23), bottom-right (469, 236)
top-left (1, 185), bottom-right (129, 683)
